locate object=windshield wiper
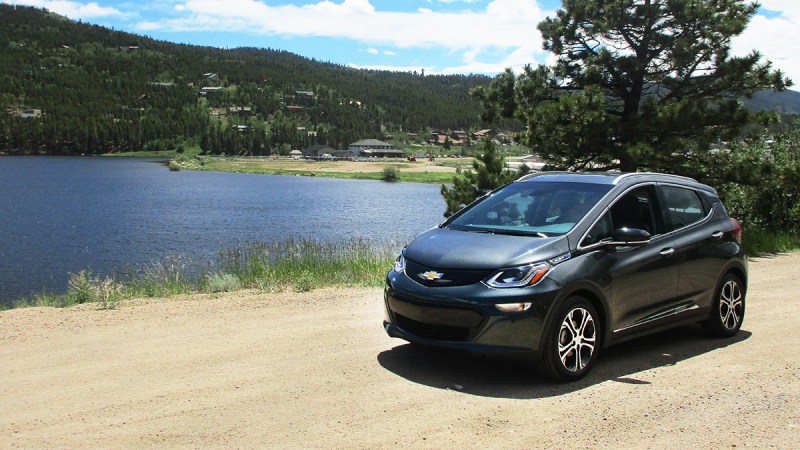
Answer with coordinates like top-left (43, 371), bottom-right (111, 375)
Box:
top-left (471, 228), bottom-right (548, 237)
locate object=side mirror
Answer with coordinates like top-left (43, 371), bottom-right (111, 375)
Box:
top-left (610, 227), bottom-right (651, 246)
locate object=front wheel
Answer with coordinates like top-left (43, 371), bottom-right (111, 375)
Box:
top-left (704, 273), bottom-right (746, 338)
top-left (539, 296), bottom-right (600, 382)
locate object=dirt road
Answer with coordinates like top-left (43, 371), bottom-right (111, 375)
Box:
top-left (2, 254), bottom-right (799, 448)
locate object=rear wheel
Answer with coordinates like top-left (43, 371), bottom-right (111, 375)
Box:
top-left (704, 273), bottom-right (746, 337)
top-left (539, 296), bottom-right (600, 382)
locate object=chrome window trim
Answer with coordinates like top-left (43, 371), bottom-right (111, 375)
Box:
top-left (577, 182), bottom-right (716, 250)
top-left (656, 182), bottom-right (716, 238)
top-left (577, 183), bottom-right (658, 250)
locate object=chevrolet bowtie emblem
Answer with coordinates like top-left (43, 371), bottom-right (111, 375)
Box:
top-left (419, 271), bottom-right (444, 281)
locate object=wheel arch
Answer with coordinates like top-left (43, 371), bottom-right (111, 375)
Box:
top-left (725, 266), bottom-right (747, 291)
top-left (566, 288), bottom-right (608, 348)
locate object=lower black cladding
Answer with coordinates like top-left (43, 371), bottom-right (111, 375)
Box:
top-left (387, 294), bottom-right (486, 341)
top-left (395, 313), bottom-right (471, 341)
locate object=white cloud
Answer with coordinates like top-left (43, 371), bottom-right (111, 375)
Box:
top-left (136, 0), bottom-right (553, 72)
top-left (732, 9), bottom-right (800, 84)
top-left (4, 0), bottom-right (121, 17)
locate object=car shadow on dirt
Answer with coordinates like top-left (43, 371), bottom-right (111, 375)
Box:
top-left (377, 324), bottom-right (751, 399)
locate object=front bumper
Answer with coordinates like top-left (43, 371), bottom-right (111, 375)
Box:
top-left (383, 269), bottom-right (561, 355)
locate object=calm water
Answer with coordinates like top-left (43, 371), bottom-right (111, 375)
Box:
top-left (0, 156), bottom-right (446, 304)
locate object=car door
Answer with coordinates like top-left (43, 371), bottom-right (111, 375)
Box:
top-left (589, 186), bottom-right (681, 337)
top-left (658, 184), bottom-right (730, 313)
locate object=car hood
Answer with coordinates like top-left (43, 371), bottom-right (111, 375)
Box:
top-left (403, 227), bottom-right (570, 270)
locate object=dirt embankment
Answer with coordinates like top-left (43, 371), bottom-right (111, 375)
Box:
top-left (1, 254), bottom-right (799, 448)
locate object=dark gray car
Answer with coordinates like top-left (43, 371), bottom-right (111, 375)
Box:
top-left (383, 172), bottom-right (746, 381)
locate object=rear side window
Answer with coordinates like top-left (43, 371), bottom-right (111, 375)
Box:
top-left (661, 186), bottom-right (706, 232)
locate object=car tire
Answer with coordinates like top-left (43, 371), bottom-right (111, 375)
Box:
top-left (704, 273), bottom-right (746, 338)
top-left (539, 296), bottom-right (600, 382)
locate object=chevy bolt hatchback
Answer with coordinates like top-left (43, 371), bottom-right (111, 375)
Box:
top-left (384, 172), bottom-right (747, 381)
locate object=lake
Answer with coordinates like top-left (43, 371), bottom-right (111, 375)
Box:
top-left (0, 156), bottom-right (446, 305)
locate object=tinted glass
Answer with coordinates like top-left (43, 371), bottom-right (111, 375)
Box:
top-left (662, 185), bottom-right (707, 232)
top-left (583, 212), bottom-right (613, 246)
top-left (446, 182), bottom-right (612, 236)
top-left (610, 188), bottom-right (658, 234)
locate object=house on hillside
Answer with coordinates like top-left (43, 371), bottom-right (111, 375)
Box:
top-left (349, 139), bottom-right (404, 158)
top-left (472, 129), bottom-right (494, 140)
top-left (228, 106), bottom-right (252, 116)
top-left (451, 130), bottom-right (469, 142)
top-left (198, 87), bottom-right (223, 96)
top-left (19, 109), bottom-right (42, 119)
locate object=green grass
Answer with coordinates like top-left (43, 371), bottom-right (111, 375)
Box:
top-left (743, 228), bottom-right (800, 256)
top-left (197, 161), bottom-right (457, 184)
top-left (2, 238), bottom-right (402, 310)
top-left (6, 230), bottom-right (797, 311)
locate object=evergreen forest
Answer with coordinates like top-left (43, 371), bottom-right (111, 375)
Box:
top-left (0, 5), bottom-right (493, 156)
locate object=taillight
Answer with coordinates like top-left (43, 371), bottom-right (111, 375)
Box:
top-left (730, 218), bottom-right (742, 244)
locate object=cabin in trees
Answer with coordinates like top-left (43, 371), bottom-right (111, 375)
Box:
top-left (472, 129), bottom-right (494, 140)
top-left (349, 139), bottom-right (404, 158)
top-left (198, 87), bottom-right (223, 96)
top-left (18, 108), bottom-right (42, 119)
top-left (429, 130), bottom-right (470, 147)
top-left (228, 106), bottom-right (252, 116)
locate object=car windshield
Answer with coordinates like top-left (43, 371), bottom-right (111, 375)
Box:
top-left (445, 181), bottom-right (613, 237)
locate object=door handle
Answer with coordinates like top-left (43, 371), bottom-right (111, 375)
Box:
top-left (711, 231), bottom-right (724, 239)
top-left (660, 248), bottom-right (675, 257)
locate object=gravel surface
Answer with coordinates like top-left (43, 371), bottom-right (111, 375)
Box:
top-left (1, 253), bottom-right (798, 448)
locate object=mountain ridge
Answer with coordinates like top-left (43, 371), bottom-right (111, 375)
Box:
top-left (0, 4), bottom-right (797, 156)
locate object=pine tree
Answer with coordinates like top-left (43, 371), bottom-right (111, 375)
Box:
top-left (440, 139), bottom-right (522, 217)
top-left (473, 0), bottom-right (791, 174)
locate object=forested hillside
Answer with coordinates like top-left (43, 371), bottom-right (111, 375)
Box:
top-left (0, 5), bottom-right (491, 155)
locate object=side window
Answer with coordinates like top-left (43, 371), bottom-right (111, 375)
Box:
top-left (661, 186), bottom-right (706, 232)
top-left (609, 188), bottom-right (657, 234)
top-left (583, 212), bottom-right (613, 246)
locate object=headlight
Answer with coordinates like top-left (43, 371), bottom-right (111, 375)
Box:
top-left (484, 262), bottom-right (550, 288)
top-left (393, 253), bottom-right (406, 273)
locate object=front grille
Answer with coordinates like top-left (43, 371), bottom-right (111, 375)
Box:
top-left (387, 295), bottom-right (485, 342)
top-left (395, 313), bottom-right (470, 341)
top-left (405, 259), bottom-right (490, 287)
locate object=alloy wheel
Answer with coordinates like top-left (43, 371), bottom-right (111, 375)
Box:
top-left (558, 307), bottom-right (596, 372)
top-left (719, 279), bottom-right (744, 330)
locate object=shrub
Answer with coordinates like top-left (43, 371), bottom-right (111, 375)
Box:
top-left (66, 270), bottom-right (123, 309)
top-left (715, 120), bottom-right (800, 233)
top-left (293, 271), bottom-right (314, 292)
top-left (67, 270), bottom-right (96, 304)
top-left (381, 165), bottom-right (400, 182)
top-left (205, 272), bottom-right (242, 293)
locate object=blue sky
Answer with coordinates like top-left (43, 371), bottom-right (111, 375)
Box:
top-left (2, 0), bottom-right (798, 81)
